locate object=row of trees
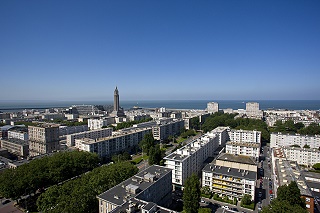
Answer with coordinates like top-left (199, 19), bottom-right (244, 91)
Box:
top-left (270, 120), bottom-right (320, 135)
top-left (108, 118), bottom-right (153, 130)
top-left (262, 181), bottom-right (307, 213)
top-left (37, 161), bottom-right (138, 213)
top-left (201, 112), bottom-right (270, 142)
top-left (138, 133), bottom-right (165, 166)
top-left (0, 151), bottom-right (100, 200)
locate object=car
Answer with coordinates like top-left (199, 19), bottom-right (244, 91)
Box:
top-left (258, 205), bottom-right (262, 211)
top-left (200, 199), bottom-right (205, 203)
top-left (222, 205), bottom-right (230, 210)
top-left (2, 199), bottom-right (10, 205)
top-left (259, 191), bottom-right (262, 197)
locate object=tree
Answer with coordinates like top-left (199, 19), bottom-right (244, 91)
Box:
top-left (183, 174), bottom-right (201, 213)
top-left (148, 145), bottom-right (162, 166)
top-left (261, 199), bottom-right (307, 213)
top-left (241, 194), bottom-right (252, 206)
top-left (313, 163), bottom-right (320, 170)
top-left (198, 208), bottom-right (211, 213)
top-left (303, 144), bottom-right (310, 149)
top-left (139, 133), bottom-right (155, 155)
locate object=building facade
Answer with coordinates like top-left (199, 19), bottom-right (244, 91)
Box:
top-left (282, 146), bottom-right (320, 166)
top-left (66, 127), bottom-right (113, 147)
top-left (8, 127), bottom-right (28, 141)
top-left (202, 153), bottom-right (257, 201)
top-left (225, 141), bottom-right (260, 160)
top-left (207, 102), bottom-right (219, 114)
top-left (245, 102), bottom-right (263, 118)
top-left (164, 132), bottom-right (219, 187)
top-left (97, 165), bottom-right (173, 213)
top-left (152, 119), bottom-right (185, 141)
top-left (228, 129), bottom-right (261, 144)
top-left (88, 117), bottom-right (116, 130)
top-left (77, 127), bottom-right (151, 158)
top-left (270, 133), bottom-right (320, 149)
top-left (28, 123), bottom-right (60, 156)
top-left (0, 138), bottom-right (29, 157)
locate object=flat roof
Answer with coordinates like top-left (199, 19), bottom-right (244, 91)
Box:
top-left (203, 164), bottom-right (257, 181)
top-left (217, 153), bottom-right (256, 165)
top-left (97, 165), bottom-right (171, 206)
top-left (28, 123), bottom-right (60, 128)
top-left (1, 138), bottom-right (28, 146)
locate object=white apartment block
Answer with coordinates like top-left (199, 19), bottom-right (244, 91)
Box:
top-left (228, 129), bottom-right (261, 144)
top-left (88, 117), bottom-right (115, 130)
top-left (226, 141), bottom-right (260, 160)
top-left (66, 128), bottom-right (113, 147)
top-left (8, 128), bottom-right (28, 141)
top-left (59, 125), bottom-right (88, 136)
top-left (202, 153), bottom-right (257, 201)
top-left (152, 119), bottom-right (185, 141)
top-left (77, 127), bottom-right (151, 158)
top-left (207, 102), bottom-right (219, 114)
top-left (270, 133), bottom-right (320, 149)
top-left (245, 102), bottom-right (263, 118)
top-left (210, 126), bottom-right (230, 146)
top-left (282, 146), bottom-right (320, 166)
top-left (164, 132), bottom-right (220, 187)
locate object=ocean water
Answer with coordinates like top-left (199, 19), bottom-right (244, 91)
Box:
top-left (0, 100), bottom-right (320, 111)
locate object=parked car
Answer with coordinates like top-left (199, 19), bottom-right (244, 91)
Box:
top-left (222, 205), bottom-right (230, 210)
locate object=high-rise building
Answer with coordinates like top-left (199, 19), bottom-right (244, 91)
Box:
top-left (111, 87), bottom-right (125, 117)
top-left (207, 102), bottom-right (219, 114)
top-left (245, 102), bottom-right (263, 118)
top-left (28, 123), bottom-right (60, 156)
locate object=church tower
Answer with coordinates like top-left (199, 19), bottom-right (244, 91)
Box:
top-left (114, 86), bottom-right (119, 111)
top-left (111, 86), bottom-right (124, 117)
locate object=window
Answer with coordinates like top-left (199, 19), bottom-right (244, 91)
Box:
top-left (305, 198), bottom-right (310, 202)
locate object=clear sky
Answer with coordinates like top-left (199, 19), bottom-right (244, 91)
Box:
top-left (1, 0), bottom-right (320, 101)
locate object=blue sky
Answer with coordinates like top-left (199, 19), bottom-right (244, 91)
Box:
top-left (1, 0), bottom-right (320, 101)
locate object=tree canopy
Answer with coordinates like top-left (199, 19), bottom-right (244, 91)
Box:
top-left (139, 133), bottom-right (155, 155)
top-left (183, 173), bottom-right (201, 213)
top-left (37, 161), bottom-right (138, 213)
top-left (0, 151), bottom-right (100, 200)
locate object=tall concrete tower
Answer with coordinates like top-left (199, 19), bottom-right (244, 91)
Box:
top-left (114, 86), bottom-right (119, 111)
top-left (111, 86), bottom-right (124, 117)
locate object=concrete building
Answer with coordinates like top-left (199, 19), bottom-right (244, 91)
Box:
top-left (210, 126), bottom-right (230, 146)
top-left (28, 123), bottom-right (60, 156)
top-left (97, 165), bottom-right (174, 213)
top-left (88, 117), bottom-right (115, 130)
top-left (110, 87), bottom-right (125, 117)
top-left (245, 102), bottom-right (263, 118)
top-left (164, 132), bottom-right (219, 187)
top-left (275, 160), bottom-right (314, 213)
top-left (152, 119), bottom-right (185, 141)
top-left (228, 129), bottom-right (261, 144)
top-left (207, 102), bottom-right (219, 114)
top-left (282, 146), bottom-right (320, 167)
top-left (76, 127), bottom-right (151, 158)
top-left (0, 138), bottom-right (29, 157)
top-left (59, 125), bottom-right (88, 136)
top-left (270, 133), bottom-right (320, 149)
top-left (8, 127), bottom-right (28, 141)
top-left (66, 128), bottom-right (113, 147)
top-left (202, 153), bottom-right (257, 201)
top-left (226, 141), bottom-right (260, 160)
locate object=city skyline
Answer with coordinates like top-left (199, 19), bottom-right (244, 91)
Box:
top-left (1, 0), bottom-right (320, 101)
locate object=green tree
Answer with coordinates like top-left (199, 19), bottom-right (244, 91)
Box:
top-left (240, 194), bottom-right (252, 206)
top-left (261, 199), bottom-right (307, 213)
top-left (313, 163), bottom-right (320, 170)
top-left (139, 133), bottom-right (155, 155)
top-left (183, 174), bottom-right (201, 213)
top-left (198, 208), bottom-right (211, 213)
top-left (148, 144), bottom-right (162, 165)
top-left (275, 181), bottom-right (306, 210)
top-left (303, 144), bottom-right (310, 149)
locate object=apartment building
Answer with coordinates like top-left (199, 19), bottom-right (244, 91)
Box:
top-left (226, 141), bottom-right (260, 160)
top-left (8, 127), bottom-right (28, 141)
top-left (88, 117), bottom-right (116, 130)
top-left (275, 160), bottom-right (314, 213)
top-left (282, 146), bottom-right (320, 166)
top-left (59, 125), bottom-right (88, 136)
top-left (152, 119), bottom-right (185, 141)
top-left (210, 126), bottom-right (230, 146)
top-left (76, 127), bottom-right (151, 158)
top-left (0, 138), bottom-right (29, 157)
top-left (97, 165), bottom-right (175, 213)
top-left (207, 102), bottom-right (219, 114)
top-left (164, 132), bottom-right (219, 187)
top-left (202, 153), bottom-right (257, 201)
top-left (270, 133), bottom-right (320, 149)
top-left (228, 129), bottom-right (261, 144)
top-left (245, 102), bottom-right (263, 118)
top-left (28, 123), bottom-right (60, 156)
top-left (66, 128), bottom-right (113, 147)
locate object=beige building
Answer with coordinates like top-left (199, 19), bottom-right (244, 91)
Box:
top-left (202, 153), bottom-right (257, 201)
top-left (0, 138), bottom-right (29, 157)
top-left (226, 141), bottom-right (260, 160)
top-left (207, 102), bottom-right (219, 114)
top-left (28, 123), bottom-right (60, 156)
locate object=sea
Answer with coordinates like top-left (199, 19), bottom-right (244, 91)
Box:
top-left (0, 100), bottom-right (320, 112)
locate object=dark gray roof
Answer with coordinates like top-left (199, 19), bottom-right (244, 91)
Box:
top-left (306, 181), bottom-right (320, 189)
top-left (143, 202), bottom-right (156, 211)
top-left (217, 153), bottom-right (256, 165)
top-left (302, 171), bottom-right (320, 179)
top-left (1, 138), bottom-right (28, 146)
top-left (97, 165), bottom-right (171, 206)
top-left (203, 164), bottom-right (257, 181)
